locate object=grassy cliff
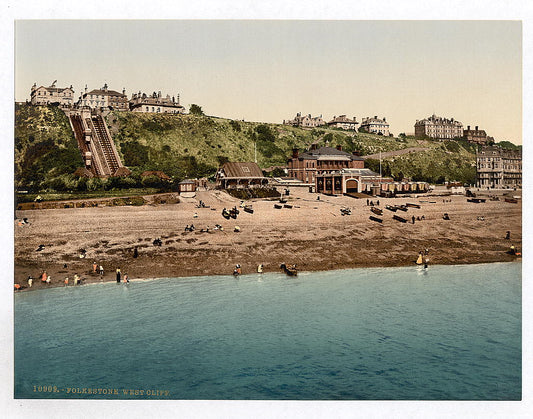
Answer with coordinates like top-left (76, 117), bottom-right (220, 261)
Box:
top-left (14, 104), bottom-right (479, 195)
top-left (15, 103), bottom-right (83, 191)
top-left (107, 111), bottom-right (477, 184)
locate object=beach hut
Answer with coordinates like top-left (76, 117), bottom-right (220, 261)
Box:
top-left (178, 179), bottom-right (197, 197)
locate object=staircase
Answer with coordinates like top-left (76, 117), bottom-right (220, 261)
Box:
top-left (68, 110), bottom-right (128, 177)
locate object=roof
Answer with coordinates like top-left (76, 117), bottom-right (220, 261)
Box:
top-left (84, 89), bottom-right (126, 97)
top-left (341, 168), bottom-right (380, 177)
top-left (328, 115), bottom-right (358, 124)
top-left (130, 101), bottom-right (184, 109)
top-left (299, 147), bottom-right (364, 161)
top-left (33, 86), bottom-right (73, 93)
top-left (179, 179), bottom-right (196, 184)
top-left (361, 116), bottom-right (388, 125)
top-left (219, 162), bottom-right (265, 178)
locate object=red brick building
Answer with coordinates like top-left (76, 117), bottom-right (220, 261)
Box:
top-left (287, 145), bottom-right (364, 184)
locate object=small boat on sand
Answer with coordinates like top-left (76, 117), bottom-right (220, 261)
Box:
top-left (369, 216), bottom-right (383, 223)
top-left (280, 263), bottom-right (298, 276)
top-left (385, 205), bottom-right (397, 212)
top-left (393, 215), bottom-right (408, 223)
top-left (406, 203), bottom-right (421, 209)
top-left (370, 207), bottom-right (383, 216)
top-left (274, 204), bottom-right (283, 209)
top-left (243, 205), bottom-right (254, 214)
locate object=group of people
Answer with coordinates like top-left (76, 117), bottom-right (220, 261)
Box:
top-left (232, 264), bottom-right (265, 276)
top-left (367, 199), bottom-right (380, 207)
top-left (16, 217), bottom-right (30, 227)
top-left (115, 267), bottom-right (129, 283)
top-left (412, 215), bottom-right (426, 224)
top-left (92, 261), bottom-right (105, 276)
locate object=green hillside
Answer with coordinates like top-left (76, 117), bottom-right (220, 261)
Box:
top-left (15, 103), bottom-right (83, 191)
top-left (107, 111), bottom-right (477, 184)
top-left (14, 104), bottom-right (480, 195)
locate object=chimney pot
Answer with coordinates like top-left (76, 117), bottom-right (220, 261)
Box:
top-left (292, 148), bottom-right (299, 158)
top-left (467, 126), bottom-right (470, 130)
top-left (475, 126), bottom-right (478, 131)
top-left (336, 145), bottom-right (342, 151)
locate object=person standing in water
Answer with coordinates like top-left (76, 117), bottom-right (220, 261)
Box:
top-left (116, 268), bottom-right (121, 283)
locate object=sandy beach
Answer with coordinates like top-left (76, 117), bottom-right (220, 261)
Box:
top-left (14, 187), bottom-right (522, 291)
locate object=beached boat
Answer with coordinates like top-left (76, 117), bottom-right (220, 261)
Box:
top-left (370, 207), bottom-right (383, 216)
top-left (393, 215), bottom-right (408, 223)
top-left (396, 205), bottom-right (408, 212)
top-left (505, 198), bottom-right (518, 204)
top-left (369, 216), bottom-right (383, 223)
top-left (274, 204), bottom-right (283, 209)
top-left (467, 198), bottom-right (486, 203)
top-left (243, 206), bottom-right (254, 214)
top-left (280, 263), bottom-right (298, 276)
top-left (406, 203), bottom-right (421, 209)
top-left (222, 209), bottom-right (231, 219)
top-left (283, 204), bottom-right (293, 209)
top-left (385, 205), bottom-right (397, 212)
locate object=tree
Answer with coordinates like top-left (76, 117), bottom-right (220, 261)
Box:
top-left (189, 104), bottom-right (204, 116)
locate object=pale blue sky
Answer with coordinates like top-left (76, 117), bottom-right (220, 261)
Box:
top-left (15, 20), bottom-right (522, 143)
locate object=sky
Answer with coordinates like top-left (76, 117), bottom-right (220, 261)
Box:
top-left (14, 20), bottom-right (523, 144)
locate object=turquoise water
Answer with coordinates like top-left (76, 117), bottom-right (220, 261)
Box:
top-left (14, 263), bottom-right (521, 400)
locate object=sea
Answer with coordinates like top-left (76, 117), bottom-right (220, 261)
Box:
top-left (14, 262), bottom-right (521, 400)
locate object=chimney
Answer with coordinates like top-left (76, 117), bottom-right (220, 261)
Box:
top-left (292, 148), bottom-right (299, 158)
top-left (352, 150), bottom-right (360, 156)
top-left (475, 126), bottom-right (478, 131)
top-left (467, 125), bottom-right (470, 131)
top-left (383, 117), bottom-right (386, 122)
top-left (336, 145), bottom-right (342, 151)
top-left (310, 143), bottom-right (317, 151)
top-left (374, 116), bottom-right (377, 119)
top-left (122, 88), bottom-right (126, 95)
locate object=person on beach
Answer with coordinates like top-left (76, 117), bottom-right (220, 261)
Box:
top-left (124, 274), bottom-right (129, 283)
top-left (64, 277), bottom-right (69, 286)
top-left (116, 268), bottom-right (121, 283)
top-left (257, 264), bottom-right (264, 273)
top-left (92, 262), bottom-right (97, 273)
top-left (133, 247), bottom-right (139, 258)
top-left (14, 283), bottom-right (21, 291)
top-left (27, 276), bottom-right (33, 288)
top-left (412, 216), bottom-right (416, 224)
top-left (41, 271), bottom-right (47, 283)
top-left (45, 275), bottom-right (51, 285)
top-left (506, 231), bottom-right (511, 240)
top-left (99, 265), bottom-right (104, 276)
